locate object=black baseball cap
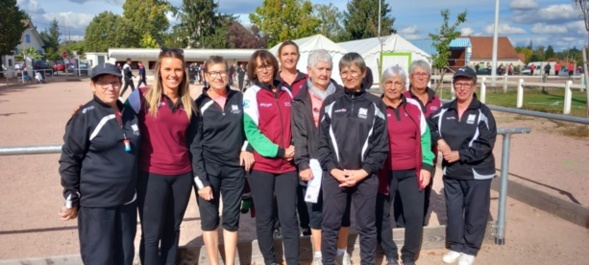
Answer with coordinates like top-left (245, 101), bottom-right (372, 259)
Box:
top-left (453, 67), bottom-right (477, 81)
top-left (91, 63), bottom-right (122, 80)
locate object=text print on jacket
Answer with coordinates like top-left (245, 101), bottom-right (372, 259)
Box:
top-left (243, 80), bottom-right (296, 173)
top-left (318, 89), bottom-right (389, 175)
top-left (429, 97), bottom-right (497, 180)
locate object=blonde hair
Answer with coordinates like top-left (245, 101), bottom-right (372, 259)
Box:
top-left (144, 49), bottom-right (196, 120)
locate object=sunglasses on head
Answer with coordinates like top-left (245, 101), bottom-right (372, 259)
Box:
top-left (160, 47), bottom-right (184, 55)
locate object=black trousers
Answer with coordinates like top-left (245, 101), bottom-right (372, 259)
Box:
top-left (196, 165), bottom-right (245, 231)
top-left (376, 169), bottom-right (424, 263)
top-left (248, 170), bottom-right (300, 265)
top-left (78, 202), bottom-right (137, 265)
top-left (137, 171), bottom-right (193, 265)
top-left (444, 177), bottom-right (491, 256)
top-left (322, 173), bottom-right (378, 265)
top-left (120, 78), bottom-right (135, 97)
top-left (303, 184), bottom-right (352, 230)
top-left (137, 78), bottom-right (147, 87)
top-left (394, 176), bottom-right (433, 227)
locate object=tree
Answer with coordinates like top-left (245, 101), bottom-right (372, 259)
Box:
top-left (123, 0), bottom-right (170, 44)
top-left (172, 0), bottom-right (236, 48)
top-left (573, 0), bottom-right (589, 120)
top-left (429, 9), bottom-right (467, 92)
top-left (545, 45), bottom-right (555, 59)
top-left (515, 46), bottom-right (533, 63)
top-left (40, 19), bottom-right (61, 61)
top-left (314, 3), bottom-right (344, 42)
top-left (250, 0), bottom-right (321, 47)
top-left (530, 45), bottom-right (545, 61)
top-left (0, 0), bottom-right (28, 57)
top-left (227, 22), bottom-right (268, 49)
top-left (342, 0), bottom-right (396, 41)
top-left (84, 12), bottom-right (140, 52)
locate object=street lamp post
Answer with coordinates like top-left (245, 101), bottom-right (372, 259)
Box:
top-left (491, 0), bottom-right (500, 86)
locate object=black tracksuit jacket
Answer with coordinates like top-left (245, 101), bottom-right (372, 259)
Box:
top-left (59, 96), bottom-right (141, 208)
top-left (291, 81), bottom-right (343, 171)
top-left (318, 88), bottom-right (389, 175)
top-left (428, 97), bottom-right (497, 180)
top-left (193, 86), bottom-right (247, 188)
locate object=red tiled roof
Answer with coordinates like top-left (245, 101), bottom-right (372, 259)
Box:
top-left (469, 36), bottom-right (520, 60)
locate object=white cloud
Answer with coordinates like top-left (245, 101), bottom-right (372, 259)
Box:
top-left (42, 12), bottom-right (95, 38)
top-left (460, 27), bottom-right (474, 36)
top-left (485, 23), bottom-right (526, 34)
top-left (531, 23), bottom-right (568, 34)
top-left (509, 0), bottom-right (538, 10)
top-left (398, 25), bottom-right (423, 40)
top-left (17, 0), bottom-right (45, 14)
top-left (512, 4), bottom-right (579, 24)
top-left (567, 21), bottom-right (587, 35)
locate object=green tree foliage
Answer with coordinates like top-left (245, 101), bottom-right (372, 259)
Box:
top-left (530, 45), bottom-right (545, 61)
top-left (342, 0), bottom-right (396, 41)
top-left (545, 45), bottom-right (555, 59)
top-left (250, 0), bottom-right (321, 47)
top-left (123, 0), bottom-right (170, 43)
top-left (0, 0), bottom-right (28, 56)
top-left (515, 46), bottom-right (533, 63)
top-left (140, 33), bottom-right (159, 48)
top-left (18, 47), bottom-right (42, 60)
top-left (171, 0), bottom-right (236, 48)
top-left (314, 3), bottom-right (344, 42)
top-left (84, 12), bottom-right (140, 52)
top-left (429, 9), bottom-right (467, 92)
top-left (40, 19), bottom-right (61, 61)
top-left (60, 41), bottom-right (86, 58)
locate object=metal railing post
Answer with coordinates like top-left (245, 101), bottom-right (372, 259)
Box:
top-left (0, 145), bottom-right (62, 156)
top-left (516, 79), bottom-right (524, 108)
top-left (503, 75), bottom-right (508, 93)
top-left (495, 127), bottom-right (531, 245)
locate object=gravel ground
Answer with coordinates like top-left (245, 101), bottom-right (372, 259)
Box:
top-left (0, 79), bottom-right (587, 264)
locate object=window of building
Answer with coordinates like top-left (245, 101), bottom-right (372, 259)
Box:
top-left (25, 35), bottom-right (31, 43)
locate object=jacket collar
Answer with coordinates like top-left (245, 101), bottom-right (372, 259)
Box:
top-left (277, 70), bottom-right (307, 86)
top-left (254, 79), bottom-right (284, 92)
top-left (202, 85), bottom-right (235, 99)
top-left (93, 95), bottom-right (123, 111)
top-left (294, 79), bottom-right (340, 102)
top-left (407, 86), bottom-right (437, 103)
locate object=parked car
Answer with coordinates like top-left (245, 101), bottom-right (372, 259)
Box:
top-left (67, 62), bottom-right (88, 76)
top-left (33, 60), bottom-right (49, 70)
top-left (52, 62), bottom-right (65, 72)
top-left (476, 68), bottom-right (492, 75)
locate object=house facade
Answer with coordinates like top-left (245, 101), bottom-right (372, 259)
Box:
top-left (1, 20), bottom-right (45, 78)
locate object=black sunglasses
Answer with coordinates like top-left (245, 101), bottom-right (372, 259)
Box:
top-left (160, 47), bottom-right (184, 55)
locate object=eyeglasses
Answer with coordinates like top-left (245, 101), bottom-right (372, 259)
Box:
top-left (207, 71), bottom-right (227, 78)
top-left (160, 47), bottom-right (184, 56)
top-left (95, 81), bottom-right (121, 89)
top-left (340, 71), bottom-right (360, 78)
top-left (412, 72), bottom-right (429, 78)
top-left (256, 64), bottom-right (273, 72)
top-left (454, 82), bottom-right (473, 88)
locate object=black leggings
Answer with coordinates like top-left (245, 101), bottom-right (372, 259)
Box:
top-left (137, 171), bottom-right (193, 265)
top-left (248, 170), bottom-right (300, 265)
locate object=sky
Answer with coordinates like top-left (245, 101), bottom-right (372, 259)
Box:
top-left (16, 0), bottom-right (587, 51)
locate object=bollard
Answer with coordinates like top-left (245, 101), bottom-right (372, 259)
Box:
top-left (503, 75), bottom-right (508, 93)
top-left (564, 80), bottom-right (572, 115)
top-left (495, 127), bottom-right (532, 245)
top-left (450, 78), bottom-right (456, 100)
top-left (480, 77), bottom-right (487, 103)
top-left (582, 74), bottom-right (586, 92)
top-left (516, 79), bottom-right (524, 108)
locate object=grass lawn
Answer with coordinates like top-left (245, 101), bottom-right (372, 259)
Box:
top-left (437, 85), bottom-right (588, 117)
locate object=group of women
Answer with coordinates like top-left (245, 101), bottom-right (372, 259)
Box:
top-left (59, 40), bottom-right (496, 265)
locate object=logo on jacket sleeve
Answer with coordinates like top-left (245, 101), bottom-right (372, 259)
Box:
top-left (243, 100), bottom-right (250, 108)
top-left (358, 108), bottom-right (368, 119)
top-left (131, 124), bottom-right (140, 135)
top-left (284, 101), bottom-right (291, 107)
top-left (260, 102), bottom-right (273, 108)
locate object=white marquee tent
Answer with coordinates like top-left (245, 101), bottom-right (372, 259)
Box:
top-left (338, 34), bottom-right (431, 85)
top-left (270, 34), bottom-right (349, 85)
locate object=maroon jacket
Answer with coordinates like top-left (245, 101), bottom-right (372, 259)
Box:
top-left (278, 71), bottom-right (307, 98)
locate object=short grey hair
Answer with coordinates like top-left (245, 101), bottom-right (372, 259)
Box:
top-left (307, 49), bottom-right (333, 68)
top-left (409, 60), bottom-right (431, 75)
top-left (381, 66), bottom-right (407, 88)
top-left (339, 52), bottom-right (366, 73)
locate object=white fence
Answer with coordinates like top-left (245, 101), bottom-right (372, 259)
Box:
top-left (430, 74), bottom-right (587, 115)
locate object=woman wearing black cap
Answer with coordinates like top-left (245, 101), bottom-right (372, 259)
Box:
top-left (428, 67), bottom-right (497, 265)
top-left (58, 63), bottom-right (141, 265)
